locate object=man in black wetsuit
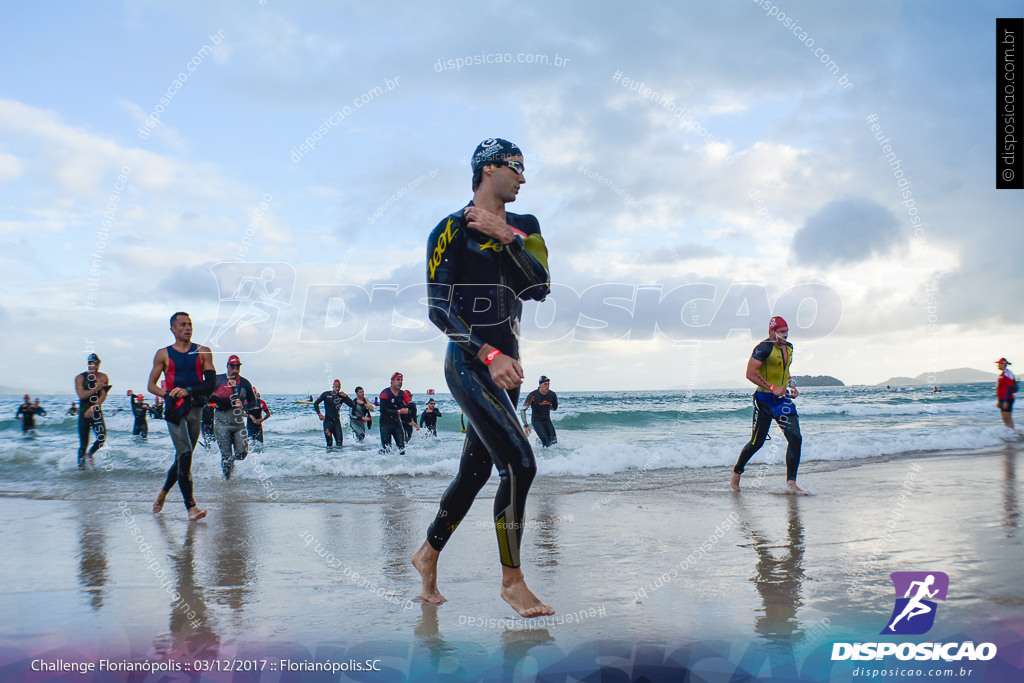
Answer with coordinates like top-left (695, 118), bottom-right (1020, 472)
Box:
top-left (411, 138), bottom-right (554, 618)
top-left (419, 398), bottom-right (442, 436)
top-left (403, 391), bottom-right (420, 443)
top-left (314, 379), bottom-right (356, 447)
top-left (211, 354), bottom-right (257, 479)
top-left (246, 389), bottom-right (272, 446)
top-left (149, 396), bottom-right (164, 421)
top-left (148, 312), bottom-right (215, 521)
top-left (522, 375), bottom-right (558, 447)
top-left (129, 390), bottom-right (150, 439)
top-left (350, 386), bottom-right (373, 442)
top-left (74, 354), bottom-right (111, 468)
top-left (16, 395), bottom-right (39, 434)
top-left (378, 373), bottom-right (409, 454)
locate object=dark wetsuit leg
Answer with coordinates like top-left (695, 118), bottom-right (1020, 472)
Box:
top-left (324, 418), bottom-right (344, 447)
top-left (78, 410), bottom-right (107, 466)
top-left (426, 344), bottom-right (536, 568)
top-left (163, 405), bottom-right (202, 508)
top-left (777, 411), bottom-right (802, 481)
top-left (733, 397), bottom-right (774, 475)
top-left (247, 420), bottom-right (264, 443)
top-left (133, 417), bottom-right (148, 438)
top-left (733, 397), bottom-right (803, 481)
top-left (531, 419), bottom-right (557, 447)
top-left (380, 421), bottom-right (405, 454)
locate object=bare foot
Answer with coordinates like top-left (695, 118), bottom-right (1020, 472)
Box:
top-left (411, 541), bottom-right (446, 604)
top-left (501, 568), bottom-right (554, 617)
top-left (188, 506), bottom-right (208, 521)
top-left (152, 490), bottom-right (167, 513)
top-left (730, 470), bottom-right (741, 492)
top-left (786, 480), bottom-right (810, 496)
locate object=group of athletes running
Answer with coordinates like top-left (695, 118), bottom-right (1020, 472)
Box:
top-left (55, 138), bottom-right (1018, 620)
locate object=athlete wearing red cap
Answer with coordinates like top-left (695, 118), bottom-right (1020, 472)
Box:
top-left (730, 316), bottom-right (809, 495)
top-left (996, 358), bottom-right (1017, 430)
top-left (378, 372), bottom-right (409, 454)
top-left (210, 354), bottom-right (257, 479)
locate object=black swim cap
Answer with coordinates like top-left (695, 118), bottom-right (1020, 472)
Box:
top-left (471, 138), bottom-right (522, 171)
top-left (539, 375), bottom-right (550, 384)
top-left (88, 353), bottom-right (101, 363)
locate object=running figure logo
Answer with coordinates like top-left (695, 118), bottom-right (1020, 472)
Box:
top-left (881, 571), bottom-right (949, 635)
top-left (205, 262), bottom-right (295, 352)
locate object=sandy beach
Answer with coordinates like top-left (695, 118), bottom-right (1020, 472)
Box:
top-left (1, 443), bottom-right (1022, 681)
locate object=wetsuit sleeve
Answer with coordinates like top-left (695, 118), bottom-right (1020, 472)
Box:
top-left (313, 392), bottom-right (326, 416)
top-left (426, 214), bottom-right (489, 358)
top-left (504, 216), bottom-right (550, 302)
top-left (341, 393), bottom-right (356, 410)
top-left (241, 379), bottom-right (258, 411)
top-left (751, 340), bottom-right (774, 363)
top-left (190, 370), bottom-right (216, 397)
top-left (419, 412), bottom-right (426, 427)
top-left (520, 392), bottom-right (534, 424)
top-left (551, 393), bottom-right (558, 411)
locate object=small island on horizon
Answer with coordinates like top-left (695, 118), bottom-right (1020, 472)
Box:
top-left (791, 375), bottom-right (845, 387)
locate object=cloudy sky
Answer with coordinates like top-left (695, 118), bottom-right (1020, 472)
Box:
top-left (1, 0), bottom-right (1020, 394)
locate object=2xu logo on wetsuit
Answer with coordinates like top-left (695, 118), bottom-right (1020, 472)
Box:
top-left (831, 572), bottom-right (997, 662)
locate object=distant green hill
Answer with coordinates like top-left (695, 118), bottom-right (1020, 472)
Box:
top-left (876, 367), bottom-right (993, 386)
top-left (791, 375), bottom-right (844, 387)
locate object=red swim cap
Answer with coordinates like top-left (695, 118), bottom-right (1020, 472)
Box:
top-left (769, 316), bottom-right (788, 332)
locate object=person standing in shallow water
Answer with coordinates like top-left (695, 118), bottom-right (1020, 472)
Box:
top-left (412, 137), bottom-right (554, 617)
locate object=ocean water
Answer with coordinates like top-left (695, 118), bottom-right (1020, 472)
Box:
top-left (0, 382), bottom-right (1013, 505)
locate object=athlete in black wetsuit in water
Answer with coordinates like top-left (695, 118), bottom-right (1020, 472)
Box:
top-left (148, 312), bottom-right (215, 521)
top-left (522, 375), bottom-right (558, 447)
top-left (314, 380), bottom-right (355, 447)
top-left (74, 354), bottom-right (110, 467)
top-left (419, 398), bottom-right (442, 436)
top-left (378, 374), bottom-right (409, 454)
top-left (349, 387), bottom-right (373, 442)
top-left (129, 391), bottom-right (150, 439)
top-left (411, 138), bottom-right (554, 617)
top-left (16, 395), bottom-right (41, 434)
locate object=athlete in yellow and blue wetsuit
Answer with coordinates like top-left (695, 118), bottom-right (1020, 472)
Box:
top-left (411, 138), bottom-right (555, 618)
top-left (731, 316), bottom-right (808, 495)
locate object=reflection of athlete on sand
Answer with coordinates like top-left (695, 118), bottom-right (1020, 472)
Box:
top-left (207, 267), bottom-right (285, 348)
top-left (888, 575), bottom-right (939, 631)
top-left (731, 316), bottom-right (808, 496)
top-left (412, 138), bottom-right (554, 618)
